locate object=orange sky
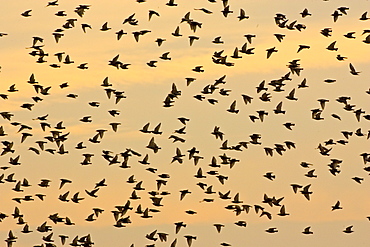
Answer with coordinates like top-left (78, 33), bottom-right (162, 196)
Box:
top-left (0, 0), bottom-right (370, 247)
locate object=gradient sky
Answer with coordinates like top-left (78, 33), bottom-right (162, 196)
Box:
top-left (0, 0), bottom-right (370, 246)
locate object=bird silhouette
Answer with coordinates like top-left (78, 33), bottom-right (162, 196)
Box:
top-left (266, 47), bottom-right (278, 58)
top-left (360, 11), bottom-right (369, 21)
top-left (302, 226), bottom-right (313, 234)
top-left (349, 63), bottom-right (360, 75)
top-left (327, 41), bottom-right (338, 51)
top-left (21, 10), bottom-right (32, 17)
top-left (331, 201), bottom-right (343, 211)
top-left (100, 22), bottom-right (111, 31)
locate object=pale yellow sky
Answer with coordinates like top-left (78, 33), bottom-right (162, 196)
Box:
top-left (0, 0), bottom-right (370, 247)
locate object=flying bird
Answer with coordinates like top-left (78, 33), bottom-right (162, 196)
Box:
top-left (266, 47), bottom-right (278, 58)
top-left (300, 184), bottom-right (312, 200)
top-left (172, 26), bottom-right (182, 37)
top-left (100, 22), bottom-right (111, 31)
top-left (326, 41), bottom-right (338, 51)
top-left (360, 11), bottom-right (369, 21)
top-left (148, 10), bottom-right (160, 20)
top-left (238, 9), bottom-right (249, 20)
top-left (331, 201), bottom-right (343, 211)
top-left (302, 226), bottom-right (313, 234)
top-left (21, 10), bottom-right (32, 17)
top-left (300, 8), bottom-right (311, 18)
top-left (349, 63), bottom-right (360, 75)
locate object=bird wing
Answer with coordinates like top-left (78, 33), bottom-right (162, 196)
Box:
top-left (276, 101), bottom-right (282, 111)
top-left (230, 100), bottom-right (236, 110)
top-left (153, 123), bottom-right (161, 132)
top-left (349, 63), bottom-right (356, 73)
top-left (240, 8), bottom-right (245, 16)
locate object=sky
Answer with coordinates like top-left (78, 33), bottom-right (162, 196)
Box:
top-left (0, 0), bottom-right (370, 246)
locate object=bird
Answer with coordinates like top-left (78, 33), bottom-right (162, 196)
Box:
top-left (332, 10), bottom-right (342, 22)
top-left (212, 36), bottom-right (224, 44)
top-left (336, 54), bottom-right (347, 61)
top-left (178, 117), bottom-right (190, 125)
top-left (146, 137), bottom-right (161, 153)
top-left (148, 10), bottom-right (160, 21)
top-left (266, 227), bottom-right (278, 233)
top-left (52, 32), bottom-right (64, 43)
top-left (131, 31), bottom-right (141, 42)
top-left (360, 11), bottom-right (369, 21)
top-left (147, 60), bottom-right (157, 67)
top-left (221, 5), bottom-right (233, 17)
top-left (219, 190), bottom-right (231, 200)
top-left (244, 34), bottom-right (256, 44)
top-left (337, 6), bottom-right (349, 15)
top-left (21, 224), bottom-right (32, 233)
top-left (300, 8), bottom-right (311, 18)
top-left (174, 222), bottom-right (186, 234)
top-left (59, 179), bottom-right (72, 189)
top-left (85, 188), bottom-right (99, 197)
top-left (264, 172), bottom-right (275, 180)
top-left (77, 63), bottom-right (88, 69)
top-left (274, 33), bottom-right (285, 42)
top-left (172, 26), bottom-right (182, 37)
top-left (166, 0), bottom-right (178, 6)
top-left (352, 177), bottom-right (364, 184)
top-left (324, 78), bottom-right (336, 83)
top-left (123, 13), bottom-right (137, 25)
top-left (213, 224), bottom-right (224, 233)
top-left (297, 45), bottom-right (310, 53)
top-left (259, 93), bottom-right (271, 102)
top-left (180, 189), bottom-right (191, 200)
top-left (273, 102), bottom-right (285, 114)
top-left (58, 191), bottom-right (69, 202)
top-left (349, 63), bottom-right (360, 75)
top-left (95, 178), bottom-right (107, 188)
top-left (81, 24), bottom-right (92, 33)
top-left (46, 0), bottom-right (58, 6)
top-left (192, 65), bottom-right (204, 73)
top-left (155, 38), bottom-right (166, 46)
top-left (238, 9), bottom-right (249, 20)
top-left (160, 52), bottom-right (171, 60)
top-left (227, 100), bottom-right (239, 113)
top-left (291, 184), bottom-right (303, 194)
top-left (302, 226), bottom-right (313, 234)
top-left (300, 184), bottom-right (312, 200)
top-left (235, 221), bottom-right (247, 227)
top-left (194, 8), bottom-right (213, 14)
top-left (363, 34), bottom-right (370, 44)
top-left (305, 169), bottom-right (317, 178)
top-left (331, 201), bottom-right (342, 211)
top-left (188, 36), bottom-right (199, 46)
top-left (283, 122), bottom-right (295, 130)
top-left (344, 32), bottom-right (355, 39)
top-left (8, 84), bottom-right (18, 92)
top-left (115, 30), bottom-right (127, 40)
top-left (100, 22), bottom-right (111, 31)
top-left (266, 47), bottom-right (278, 58)
top-left (21, 10), bottom-right (32, 17)
top-left (184, 235), bottom-right (196, 247)
top-left (241, 94), bottom-right (253, 105)
top-left (326, 41), bottom-right (338, 51)
top-left (257, 110), bottom-right (268, 122)
top-left (343, 226), bottom-right (354, 233)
